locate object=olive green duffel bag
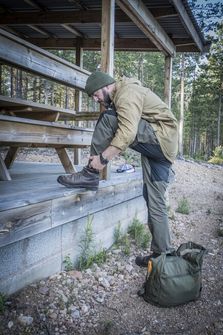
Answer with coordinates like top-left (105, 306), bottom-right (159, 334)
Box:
top-left (139, 241), bottom-right (207, 307)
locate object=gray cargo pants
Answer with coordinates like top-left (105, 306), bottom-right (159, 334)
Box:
top-left (90, 108), bottom-right (172, 253)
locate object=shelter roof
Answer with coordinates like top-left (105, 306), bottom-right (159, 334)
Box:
top-left (0, 0), bottom-right (208, 53)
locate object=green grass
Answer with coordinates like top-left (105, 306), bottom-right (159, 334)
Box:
top-left (78, 215), bottom-right (108, 270)
top-left (63, 254), bottom-right (74, 272)
top-left (128, 217), bottom-right (151, 249)
top-left (113, 223), bottom-right (131, 255)
top-left (176, 197), bottom-right (190, 215)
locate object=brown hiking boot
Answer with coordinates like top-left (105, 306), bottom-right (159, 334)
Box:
top-left (135, 253), bottom-right (160, 267)
top-left (57, 166), bottom-right (99, 191)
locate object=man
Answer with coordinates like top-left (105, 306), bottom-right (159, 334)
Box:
top-left (57, 71), bottom-right (178, 266)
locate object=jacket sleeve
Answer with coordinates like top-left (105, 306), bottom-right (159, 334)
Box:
top-left (111, 86), bottom-right (144, 151)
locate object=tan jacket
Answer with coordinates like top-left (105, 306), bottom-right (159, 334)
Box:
top-left (110, 78), bottom-right (178, 163)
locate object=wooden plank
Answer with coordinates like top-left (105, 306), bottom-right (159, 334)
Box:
top-left (0, 154), bottom-right (11, 181)
top-left (116, 0), bottom-right (176, 56)
top-left (0, 95), bottom-right (99, 121)
top-left (0, 95), bottom-right (77, 119)
top-left (0, 8), bottom-right (178, 25)
top-left (0, 176), bottom-right (77, 211)
top-left (56, 148), bottom-right (77, 173)
top-left (52, 178), bottom-right (143, 227)
top-left (0, 115), bottom-right (93, 147)
top-left (0, 9), bottom-right (130, 24)
top-left (28, 37), bottom-right (199, 52)
top-left (0, 29), bottom-right (90, 90)
top-left (4, 147), bottom-right (19, 169)
top-left (0, 201), bottom-right (52, 247)
top-left (171, 0), bottom-right (205, 53)
top-left (27, 37), bottom-right (157, 50)
top-left (9, 111), bottom-right (60, 122)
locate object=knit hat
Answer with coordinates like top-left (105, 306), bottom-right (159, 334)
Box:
top-left (85, 71), bottom-right (115, 96)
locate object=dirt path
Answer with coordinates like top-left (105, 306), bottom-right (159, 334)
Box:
top-left (0, 159), bottom-right (223, 335)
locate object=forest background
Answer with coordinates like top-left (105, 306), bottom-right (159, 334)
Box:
top-left (0, 0), bottom-right (222, 162)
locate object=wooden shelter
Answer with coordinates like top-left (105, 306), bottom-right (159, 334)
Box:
top-left (0, 0), bottom-right (208, 294)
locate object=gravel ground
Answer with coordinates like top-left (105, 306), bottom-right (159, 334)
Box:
top-left (0, 156), bottom-right (223, 335)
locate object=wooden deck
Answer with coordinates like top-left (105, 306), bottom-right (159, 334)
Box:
top-left (0, 161), bottom-right (147, 294)
top-left (0, 161), bottom-right (141, 212)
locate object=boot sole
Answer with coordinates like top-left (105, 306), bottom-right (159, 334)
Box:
top-left (57, 179), bottom-right (98, 191)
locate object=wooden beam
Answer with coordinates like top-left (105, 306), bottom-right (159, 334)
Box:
top-left (0, 29), bottom-right (90, 90)
top-left (56, 148), bottom-right (77, 173)
top-left (170, 0), bottom-right (204, 53)
top-left (100, 0), bottom-right (115, 181)
top-left (0, 115), bottom-right (93, 147)
top-left (0, 9), bottom-right (130, 25)
top-left (101, 0), bottom-right (115, 75)
top-left (0, 95), bottom-right (77, 119)
top-left (116, 0), bottom-right (176, 56)
top-left (74, 37), bottom-right (83, 165)
top-left (27, 37), bottom-right (157, 50)
top-left (0, 7), bottom-right (178, 25)
top-left (1, 25), bottom-right (29, 39)
top-left (164, 56), bottom-right (172, 109)
top-left (4, 147), bottom-right (19, 169)
top-left (27, 24), bottom-right (52, 37)
top-left (25, 36), bottom-right (199, 52)
top-left (23, 0), bottom-right (45, 10)
top-left (61, 24), bottom-right (85, 38)
top-left (0, 154), bottom-right (11, 181)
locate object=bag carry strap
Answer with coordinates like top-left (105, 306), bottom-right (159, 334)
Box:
top-left (177, 241), bottom-right (207, 266)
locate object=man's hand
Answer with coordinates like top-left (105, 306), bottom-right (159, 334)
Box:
top-left (89, 146), bottom-right (121, 171)
top-left (89, 155), bottom-right (105, 171)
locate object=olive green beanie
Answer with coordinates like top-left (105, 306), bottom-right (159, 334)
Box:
top-left (85, 71), bottom-right (115, 96)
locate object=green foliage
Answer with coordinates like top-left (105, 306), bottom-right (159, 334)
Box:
top-left (121, 148), bottom-right (141, 166)
top-left (176, 197), bottom-right (190, 215)
top-left (113, 222), bottom-right (123, 246)
top-left (208, 146), bottom-right (223, 165)
top-left (63, 254), bottom-right (74, 272)
top-left (0, 293), bottom-right (6, 313)
top-left (78, 215), bottom-right (107, 270)
top-left (128, 217), bottom-right (151, 249)
top-left (113, 223), bottom-right (131, 255)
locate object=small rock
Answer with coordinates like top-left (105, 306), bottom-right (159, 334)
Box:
top-left (98, 277), bottom-right (110, 289)
top-left (81, 304), bottom-right (89, 314)
top-left (18, 315), bottom-right (33, 326)
top-left (8, 321), bottom-right (13, 329)
top-left (112, 249), bottom-right (121, 254)
top-left (49, 312), bottom-right (58, 320)
top-left (39, 286), bottom-right (49, 295)
top-left (95, 294), bottom-right (105, 303)
top-left (125, 264), bottom-right (133, 273)
top-left (57, 290), bottom-right (68, 303)
top-left (71, 310), bottom-right (80, 319)
top-left (69, 270), bottom-right (83, 281)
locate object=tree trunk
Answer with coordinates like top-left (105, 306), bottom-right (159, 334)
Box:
top-left (178, 54), bottom-right (185, 157)
top-left (217, 92), bottom-right (222, 146)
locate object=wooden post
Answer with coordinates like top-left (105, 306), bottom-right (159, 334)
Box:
top-left (178, 54), bottom-right (185, 157)
top-left (74, 38), bottom-right (83, 166)
top-left (100, 0), bottom-right (115, 180)
top-left (164, 55), bottom-right (173, 109)
top-left (0, 154), bottom-right (11, 181)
